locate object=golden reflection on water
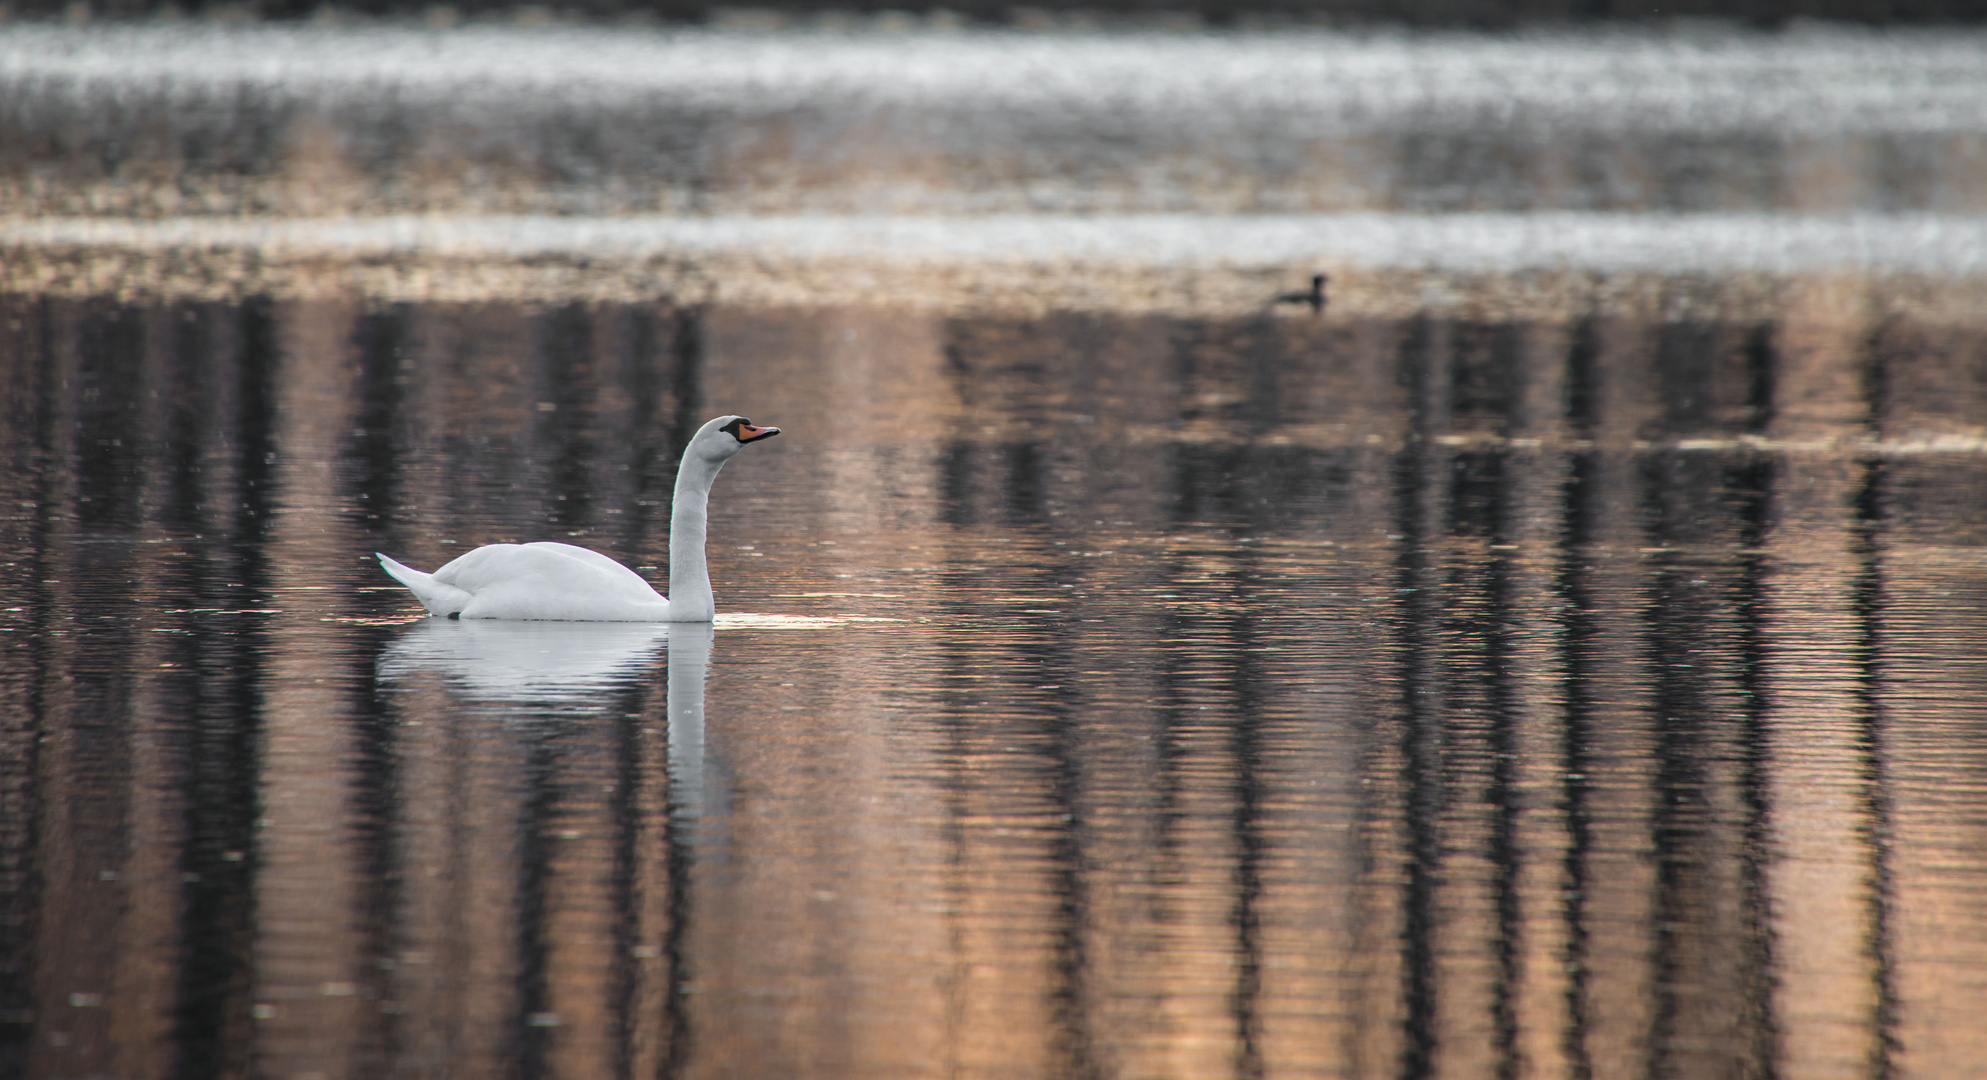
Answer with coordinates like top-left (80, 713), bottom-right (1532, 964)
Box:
top-left (3, 289), bottom-right (1987, 1079)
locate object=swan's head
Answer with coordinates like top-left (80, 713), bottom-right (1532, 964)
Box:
top-left (691, 415), bottom-right (781, 461)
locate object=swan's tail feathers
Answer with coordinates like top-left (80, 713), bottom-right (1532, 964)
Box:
top-left (377, 553), bottom-right (473, 617)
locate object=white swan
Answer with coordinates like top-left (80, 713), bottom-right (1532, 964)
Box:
top-left (376, 415), bottom-right (780, 621)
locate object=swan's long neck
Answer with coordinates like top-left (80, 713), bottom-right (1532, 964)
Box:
top-left (667, 452), bottom-right (726, 621)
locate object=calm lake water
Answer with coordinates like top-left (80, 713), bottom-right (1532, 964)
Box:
top-left (5, 19), bottom-right (1987, 1080)
top-left (4, 285), bottom-right (1987, 1079)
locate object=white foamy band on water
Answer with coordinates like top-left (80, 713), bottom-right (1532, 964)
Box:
top-left (3, 213), bottom-right (1983, 276)
top-left (3, 24), bottom-right (1985, 138)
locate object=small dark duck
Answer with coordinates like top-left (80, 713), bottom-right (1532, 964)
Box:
top-left (1271, 273), bottom-right (1329, 314)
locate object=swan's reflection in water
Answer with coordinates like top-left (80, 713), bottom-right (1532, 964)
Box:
top-left (377, 618), bottom-right (722, 822)
top-left (377, 619), bottom-right (673, 706)
top-left (664, 623), bottom-right (715, 824)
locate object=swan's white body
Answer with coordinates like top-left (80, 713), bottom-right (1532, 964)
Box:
top-left (377, 415), bottom-right (779, 622)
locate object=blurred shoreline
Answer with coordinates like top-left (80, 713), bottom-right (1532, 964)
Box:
top-left (5, 212), bottom-right (1985, 319)
top-left (6, 24), bottom-right (1982, 321)
top-left (5, 23), bottom-right (1986, 219)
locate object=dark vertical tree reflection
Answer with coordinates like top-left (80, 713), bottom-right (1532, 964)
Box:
top-left (1554, 447), bottom-right (1600, 1080)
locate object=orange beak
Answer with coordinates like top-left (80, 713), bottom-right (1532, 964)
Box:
top-left (737, 423), bottom-right (780, 443)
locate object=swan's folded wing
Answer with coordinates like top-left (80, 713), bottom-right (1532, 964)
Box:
top-left (522, 542), bottom-right (663, 597)
top-left (431, 543), bottom-right (665, 602)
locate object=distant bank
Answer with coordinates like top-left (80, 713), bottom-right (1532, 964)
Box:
top-left (1, 0), bottom-right (1984, 27)
top-left (4, 24), bottom-right (1984, 219)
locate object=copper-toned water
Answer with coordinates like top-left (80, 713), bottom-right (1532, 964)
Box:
top-left (5, 290), bottom-right (1986, 1078)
